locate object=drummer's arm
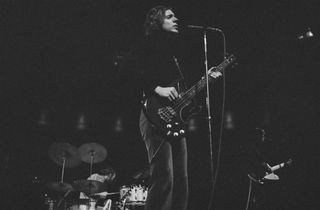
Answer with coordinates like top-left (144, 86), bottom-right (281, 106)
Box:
top-left (94, 191), bottom-right (108, 198)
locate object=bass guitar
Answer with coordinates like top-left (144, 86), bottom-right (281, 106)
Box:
top-left (142, 55), bottom-right (236, 137)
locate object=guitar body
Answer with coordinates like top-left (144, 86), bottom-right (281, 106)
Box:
top-left (142, 55), bottom-right (236, 137)
top-left (143, 95), bottom-right (200, 137)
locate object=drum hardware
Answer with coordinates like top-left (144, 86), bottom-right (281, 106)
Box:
top-left (44, 196), bottom-right (56, 210)
top-left (46, 143), bottom-right (80, 209)
top-left (79, 143), bottom-right (107, 164)
top-left (44, 143), bottom-right (113, 210)
top-left (56, 189), bottom-right (74, 209)
top-left (102, 199), bottom-right (112, 210)
top-left (49, 143), bottom-right (81, 168)
top-left (44, 194), bottom-right (69, 210)
top-left (78, 142), bottom-right (107, 198)
top-left (67, 192), bottom-right (119, 210)
top-left (49, 143), bottom-right (81, 186)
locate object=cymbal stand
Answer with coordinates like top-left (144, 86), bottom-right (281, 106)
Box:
top-left (89, 151), bottom-right (95, 176)
top-left (60, 156), bottom-right (66, 183)
top-left (57, 156), bottom-right (68, 209)
top-left (57, 190), bottom-right (71, 209)
top-left (87, 151), bottom-right (95, 205)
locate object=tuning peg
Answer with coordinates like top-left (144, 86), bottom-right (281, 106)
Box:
top-left (179, 130), bottom-right (185, 134)
top-left (166, 124), bottom-right (172, 128)
top-left (173, 132), bottom-right (179, 137)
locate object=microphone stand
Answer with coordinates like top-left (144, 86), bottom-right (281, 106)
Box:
top-left (199, 26), bottom-right (226, 210)
top-left (202, 28), bottom-right (215, 188)
top-left (187, 25), bottom-right (226, 209)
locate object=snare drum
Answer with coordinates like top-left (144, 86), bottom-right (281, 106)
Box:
top-left (120, 185), bottom-right (148, 206)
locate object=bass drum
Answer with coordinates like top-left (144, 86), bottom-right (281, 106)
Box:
top-left (120, 185), bottom-right (148, 206)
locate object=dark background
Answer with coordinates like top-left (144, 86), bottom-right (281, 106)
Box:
top-left (0, 0), bottom-right (319, 209)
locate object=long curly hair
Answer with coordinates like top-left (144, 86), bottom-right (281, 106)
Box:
top-left (144, 5), bottom-right (172, 36)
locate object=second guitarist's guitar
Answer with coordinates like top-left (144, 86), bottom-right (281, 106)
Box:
top-left (142, 55), bottom-right (236, 137)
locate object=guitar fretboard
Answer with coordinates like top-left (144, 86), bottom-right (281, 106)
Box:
top-left (173, 56), bottom-right (234, 109)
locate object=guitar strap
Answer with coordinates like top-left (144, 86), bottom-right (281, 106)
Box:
top-left (172, 56), bottom-right (187, 93)
top-left (142, 56), bottom-right (186, 100)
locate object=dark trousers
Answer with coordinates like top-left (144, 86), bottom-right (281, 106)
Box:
top-left (139, 111), bottom-right (188, 210)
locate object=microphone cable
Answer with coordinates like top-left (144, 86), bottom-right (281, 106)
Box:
top-left (207, 29), bottom-right (227, 210)
top-left (245, 177), bottom-right (253, 210)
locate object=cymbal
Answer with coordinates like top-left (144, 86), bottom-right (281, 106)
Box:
top-left (48, 143), bottom-right (81, 168)
top-left (78, 143), bottom-right (107, 164)
top-left (47, 181), bottom-right (74, 192)
top-left (72, 180), bottom-right (105, 195)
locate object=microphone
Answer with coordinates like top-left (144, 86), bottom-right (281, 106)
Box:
top-left (269, 158), bottom-right (293, 172)
top-left (262, 159), bottom-right (293, 182)
top-left (187, 24), bottom-right (223, 32)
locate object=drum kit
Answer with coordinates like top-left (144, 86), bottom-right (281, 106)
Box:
top-left (45, 142), bottom-right (148, 210)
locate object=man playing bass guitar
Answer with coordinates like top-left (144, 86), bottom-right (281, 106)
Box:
top-left (136, 5), bottom-right (224, 210)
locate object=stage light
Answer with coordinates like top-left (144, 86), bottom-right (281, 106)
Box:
top-left (38, 111), bottom-right (48, 126)
top-left (114, 116), bottom-right (123, 132)
top-left (188, 118), bottom-right (198, 132)
top-left (77, 113), bottom-right (86, 130)
top-left (305, 29), bottom-right (314, 38)
top-left (224, 111), bottom-right (234, 129)
top-left (297, 27), bottom-right (314, 40)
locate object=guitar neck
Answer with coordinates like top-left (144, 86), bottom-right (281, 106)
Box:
top-left (173, 55), bottom-right (235, 106)
top-left (180, 64), bottom-right (222, 100)
top-left (183, 77), bottom-right (209, 99)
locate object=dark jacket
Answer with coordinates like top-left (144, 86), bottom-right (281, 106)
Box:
top-left (136, 32), bottom-right (184, 98)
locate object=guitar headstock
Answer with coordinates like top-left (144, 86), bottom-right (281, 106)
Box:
top-left (226, 54), bottom-right (236, 61)
top-left (219, 54), bottom-right (237, 69)
top-left (208, 54), bottom-right (237, 76)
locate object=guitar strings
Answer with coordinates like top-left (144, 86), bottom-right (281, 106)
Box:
top-left (170, 56), bottom-right (232, 111)
top-left (170, 66), bottom-right (216, 111)
top-left (172, 80), bottom-right (204, 110)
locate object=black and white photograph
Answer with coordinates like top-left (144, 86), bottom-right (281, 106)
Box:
top-left (0, 0), bottom-right (319, 209)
